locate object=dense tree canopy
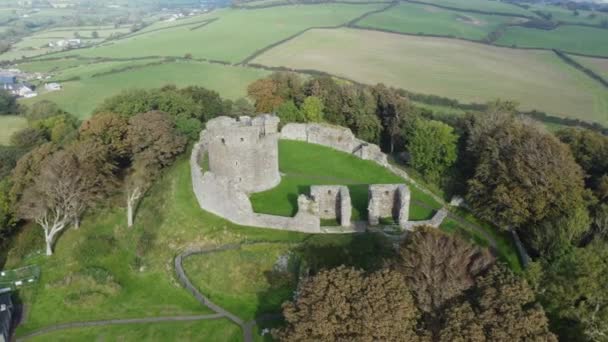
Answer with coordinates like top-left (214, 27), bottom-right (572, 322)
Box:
top-left (396, 227), bottom-right (494, 331)
top-left (0, 89), bottom-right (18, 115)
top-left (439, 266), bottom-right (557, 342)
top-left (407, 119), bottom-right (458, 181)
top-left (274, 266), bottom-right (424, 341)
top-left (528, 243), bottom-right (608, 341)
top-left (464, 108), bottom-right (589, 255)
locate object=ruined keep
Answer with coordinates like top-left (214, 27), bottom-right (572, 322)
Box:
top-left (310, 186), bottom-right (352, 227)
top-left (191, 114), bottom-right (446, 233)
top-left (204, 115), bottom-right (280, 193)
top-left (368, 184), bottom-right (410, 227)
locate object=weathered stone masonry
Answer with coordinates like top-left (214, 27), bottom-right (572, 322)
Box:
top-left (204, 115), bottom-right (280, 193)
top-left (368, 184), bottom-right (410, 227)
top-left (310, 186), bottom-right (351, 227)
top-left (191, 115), bottom-right (447, 233)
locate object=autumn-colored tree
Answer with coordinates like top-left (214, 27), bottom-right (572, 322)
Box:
top-left (10, 143), bottom-right (57, 204)
top-left (247, 78), bottom-right (283, 112)
top-left (397, 227), bottom-right (494, 317)
top-left (125, 111), bottom-right (186, 227)
top-left (439, 266), bottom-right (557, 342)
top-left (274, 266), bottom-right (425, 341)
top-left (79, 112), bottom-right (130, 165)
top-left (16, 149), bottom-right (98, 255)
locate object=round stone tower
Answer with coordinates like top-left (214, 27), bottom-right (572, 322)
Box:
top-left (204, 114), bottom-right (281, 193)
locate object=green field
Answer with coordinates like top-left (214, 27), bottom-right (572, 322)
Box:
top-left (572, 55), bottom-right (608, 81)
top-left (356, 2), bottom-right (525, 40)
top-left (45, 4), bottom-right (384, 63)
top-left (183, 243), bottom-right (296, 321)
top-left (253, 28), bottom-right (608, 124)
top-left (0, 25), bottom-right (131, 62)
top-left (20, 60), bottom-right (269, 118)
top-left (495, 25), bottom-right (608, 57)
top-left (0, 115), bottom-right (27, 146)
top-left (526, 3), bottom-right (608, 25)
top-left (250, 140), bottom-right (442, 220)
top-left (27, 320), bottom-right (242, 342)
top-left (414, 0), bottom-right (531, 16)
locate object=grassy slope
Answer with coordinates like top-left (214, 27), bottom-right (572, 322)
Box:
top-left (4, 139), bottom-right (518, 339)
top-left (8, 157), bottom-right (307, 337)
top-left (495, 25), bottom-right (608, 57)
top-left (356, 2), bottom-right (524, 40)
top-left (250, 140), bottom-right (442, 220)
top-left (0, 116), bottom-right (27, 146)
top-left (253, 28), bottom-right (608, 124)
top-left (571, 54), bottom-right (608, 81)
top-left (414, 0), bottom-right (531, 16)
top-left (183, 243), bottom-right (296, 321)
top-left (20, 60), bottom-right (269, 119)
top-left (49, 4), bottom-right (383, 63)
top-left (27, 319), bottom-right (242, 342)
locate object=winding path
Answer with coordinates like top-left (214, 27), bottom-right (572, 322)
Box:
top-left (174, 244), bottom-right (283, 342)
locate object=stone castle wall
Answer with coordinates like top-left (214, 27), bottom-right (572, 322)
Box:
top-left (368, 184), bottom-right (410, 227)
top-left (281, 123), bottom-right (387, 166)
top-left (204, 115), bottom-right (280, 193)
top-left (191, 115), bottom-right (447, 234)
top-left (310, 186), bottom-right (352, 227)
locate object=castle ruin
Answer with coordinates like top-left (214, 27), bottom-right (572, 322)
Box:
top-left (204, 115), bottom-right (280, 193)
top-left (191, 115), bottom-right (446, 233)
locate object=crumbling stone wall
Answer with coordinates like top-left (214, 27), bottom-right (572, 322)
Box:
top-left (281, 123), bottom-right (388, 166)
top-left (368, 184), bottom-right (410, 227)
top-left (310, 186), bottom-right (352, 227)
top-left (204, 115), bottom-right (280, 193)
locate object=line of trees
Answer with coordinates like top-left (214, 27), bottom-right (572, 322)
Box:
top-left (1, 85), bottom-right (250, 255)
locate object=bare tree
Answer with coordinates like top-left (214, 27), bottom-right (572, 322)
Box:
top-left (17, 151), bottom-right (84, 255)
top-left (125, 159), bottom-right (152, 228)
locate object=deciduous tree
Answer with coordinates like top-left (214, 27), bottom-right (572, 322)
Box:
top-left (247, 78), bottom-right (283, 113)
top-left (300, 96), bottom-right (324, 122)
top-left (274, 266), bottom-right (424, 341)
top-left (407, 119), bottom-right (458, 181)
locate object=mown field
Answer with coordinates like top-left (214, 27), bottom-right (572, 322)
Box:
top-left (0, 25), bottom-right (131, 62)
top-left (253, 28), bottom-right (608, 124)
top-left (250, 140), bottom-right (441, 221)
top-left (46, 4), bottom-right (384, 63)
top-left (356, 2), bottom-right (525, 40)
top-left (413, 0), bottom-right (531, 16)
top-left (20, 59), bottom-right (269, 118)
top-left (495, 25), bottom-right (608, 57)
top-left (572, 55), bottom-right (608, 81)
top-left (525, 3), bottom-right (608, 25)
top-left (0, 115), bottom-right (27, 146)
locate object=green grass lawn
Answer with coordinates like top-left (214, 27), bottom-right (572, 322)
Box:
top-left (183, 243), bottom-right (297, 321)
top-left (572, 54), bottom-right (608, 81)
top-left (250, 140), bottom-right (442, 220)
top-left (413, 0), bottom-right (532, 16)
top-left (0, 115), bottom-right (27, 146)
top-left (46, 4), bottom-right (384, 64)
top-left (526, 3), bottom-right (608, 25)
top-left (20, 60), bottom-right (269, 119)
top-left (356, 2), bottom-right (525, 41)
top-left (253, 27), bottom-right (608, 125)
top-left (495, 25), bottom-right (608, 57)
top-left (27, 319), bottom-right (242, 342)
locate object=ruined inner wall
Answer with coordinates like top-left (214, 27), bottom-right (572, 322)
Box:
top-left (368, 184), bottom-right (410, 226)
top-left (205, 115), bottom-right (280, 193)
top-left (310, 186), bottom-right (352, 227)
top-left (281, 123), bottom-right (388, 166)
